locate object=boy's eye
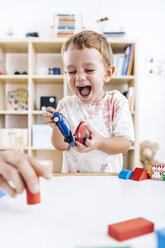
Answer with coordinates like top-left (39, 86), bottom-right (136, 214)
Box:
top-left (68, 71), bottom-right (76, 75)
top-left (86, 69), bottom-right (95, 73)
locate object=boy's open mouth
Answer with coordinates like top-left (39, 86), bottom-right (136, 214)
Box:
top-left (77, 86), bottom-right (91, 97)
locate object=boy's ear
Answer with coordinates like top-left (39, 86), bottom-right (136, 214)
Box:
top-left (104, 65), bottom-right (115, 82)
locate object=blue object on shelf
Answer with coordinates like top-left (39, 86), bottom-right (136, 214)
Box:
top-left (0, 190), bottom-right (6, 198)
top-left (156, 228), bottom-right (165, 248)
top-left (52, 112), bottom-right (75, 147)
top-left (119, 169), bottom-right (133, 180)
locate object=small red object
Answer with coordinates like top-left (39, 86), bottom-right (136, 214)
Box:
top-left (26, 175), bottom-right (40, 205)
top-left (130, 167), bottom-right (150, 181)
top-left (73, 121), bottom-right (91, 144)
top-left (108, 217), bottom-right (154, 241)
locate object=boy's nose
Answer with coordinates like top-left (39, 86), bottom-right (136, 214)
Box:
top-left (76, 72), bottom-right (86, 81)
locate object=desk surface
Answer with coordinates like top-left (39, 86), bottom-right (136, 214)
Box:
top-left (0, 176), bottom-right (165, 248)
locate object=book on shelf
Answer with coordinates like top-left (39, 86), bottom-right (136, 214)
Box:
top-left (123, 44), bottom-right (135, 75)
top-left (112, 43), bottom-right (134, 76)
top-left (123, 87), bottom-right (135, 112)
top-left (113, 53), bottom-right (126, 76)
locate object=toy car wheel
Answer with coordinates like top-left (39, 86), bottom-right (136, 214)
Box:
top-left (53, 116), bottom-right (60, 123)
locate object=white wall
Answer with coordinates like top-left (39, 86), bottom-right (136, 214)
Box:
top-left (0, 0), bottom-right (165, 161)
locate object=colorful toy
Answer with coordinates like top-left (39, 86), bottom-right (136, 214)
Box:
top-left (108, 217), bottom-right (154, 241)
top-left (156, 228), bottom-right (165, 248)
top-left (52, 112), bottom-right (75, 147)
top-left (26, 175), bottom-right (40, 205)
top-left (140, 140), bottom-right (159, 172)
top-left (130, 167), bottom-right (150, 181)
top-left (73, 121), bottom-right (91, 144)
top-left (8, 88), bottom-right (28, 111)
top-left (118, 169), bottom-right (133, 180)
top-left (152, 163), bottom-right (165, 181)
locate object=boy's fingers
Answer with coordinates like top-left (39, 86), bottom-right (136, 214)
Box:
top-left (43, 111), bottom-right (53, 118)
top-left (46, 107), bottom-right (56, 113)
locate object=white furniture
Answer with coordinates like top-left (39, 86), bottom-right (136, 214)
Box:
top-left (0, 38), bottom-right (139, 172)
top-left (0, 176), bottom-right (164, 248)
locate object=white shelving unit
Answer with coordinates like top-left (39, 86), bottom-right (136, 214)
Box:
top-left (0, 38), bottom-right (139, 173)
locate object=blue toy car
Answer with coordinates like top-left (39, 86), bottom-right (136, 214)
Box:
top-left (52, 112), bottom-right (75, 147)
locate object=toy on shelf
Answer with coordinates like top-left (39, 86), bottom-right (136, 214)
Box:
top-left (118, 169), bottom-right (133, 180)
top-left (130, 167), bottom-right (150, 181)
top-left (40, 96), bottom-right (56, 111)
top-left (108, 217), bottom-right (154, 241)
top-left (7, 88), bottom-right (28, 111)
top-left (151, 163), bottom-right (165, 181)
top-left (52, 112), bottom-right (75, 147)
top-left (73, 121), bottom-right (91, 144)
top-left (140, 140), bottom-right (159, 172)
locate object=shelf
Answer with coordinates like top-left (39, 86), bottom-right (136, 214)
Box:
top-left (0, 75), bottom-right (28, 83)
top-left (0, 40), bottom-right (28, 53)
top-left (109, 75), bottom-right (135, 84)
top-left (0, 146), bottom-right (29, 151)
top-left (32, 40), bottom-right (64, 53)
top-left (0, 110), bottom-right (28, 115)
top-left (31, 110), bottom-right (43, 115)
top-left (32, 75), bottom-right (64, 84)
top-left (30, 147), bottom-right (55, 150)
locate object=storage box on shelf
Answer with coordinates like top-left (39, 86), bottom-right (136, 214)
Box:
top-left (0, 38), bottom-right (139, 172)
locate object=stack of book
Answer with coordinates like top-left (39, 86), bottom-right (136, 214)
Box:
top-left (56, 14), bottom-right (75, 38)
top-left (113, 44), bottom-right (134, 76)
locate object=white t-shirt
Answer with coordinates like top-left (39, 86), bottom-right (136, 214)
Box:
top-left (57, 90), bottom-right (134, 173)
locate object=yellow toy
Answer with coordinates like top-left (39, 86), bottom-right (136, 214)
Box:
top-left (140, 140), bottom-right (159, 172)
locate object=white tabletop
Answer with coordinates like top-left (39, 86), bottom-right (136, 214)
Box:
top-left (0, 176), bottom-right (165, 248)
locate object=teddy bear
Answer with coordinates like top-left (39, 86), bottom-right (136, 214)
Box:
top-left (140, 140), bottom-right (159, 172)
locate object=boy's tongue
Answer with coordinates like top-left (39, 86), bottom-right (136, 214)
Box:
top-left (79, 86), bottom-right (91, 96)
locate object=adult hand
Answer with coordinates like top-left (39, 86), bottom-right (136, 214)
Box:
top-left (0, 150), bottom-right (52, 197)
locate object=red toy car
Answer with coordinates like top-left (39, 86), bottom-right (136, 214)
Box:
top-left (73, 121), bottom-right (91, 144)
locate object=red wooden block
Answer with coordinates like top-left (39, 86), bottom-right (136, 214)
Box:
top-left (108, 217), bottom-right (154, 241)
top-left (130, 167), bottom-right (150, 181)
top-left (26, 174), bottom-right (41, 205)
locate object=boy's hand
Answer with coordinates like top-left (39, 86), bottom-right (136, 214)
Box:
top-left (43, 107), bottom-right (57, 128)
top-left (75, 125), bottom-right (103, 153)
top-left (0, 150), bottom-right (52, 198)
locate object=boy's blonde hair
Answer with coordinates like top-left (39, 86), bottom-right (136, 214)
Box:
top-left (61, 30), bottom-right (113, 68)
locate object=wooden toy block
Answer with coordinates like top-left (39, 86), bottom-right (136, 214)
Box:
top-left (156, 228), bottom-right (165, 248)
top-left (152, 163), bottom-right (165, 181)
top-left (119, 169), bottom-right (133, 179)
top-left (108, 217), bottom-right (154, 241)
top-left (26, 174), bottom-right (40, 205)
top-left (130, 167), bottom-right (150, 181)
top-left (148, 165), bottom-right (152, 177)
